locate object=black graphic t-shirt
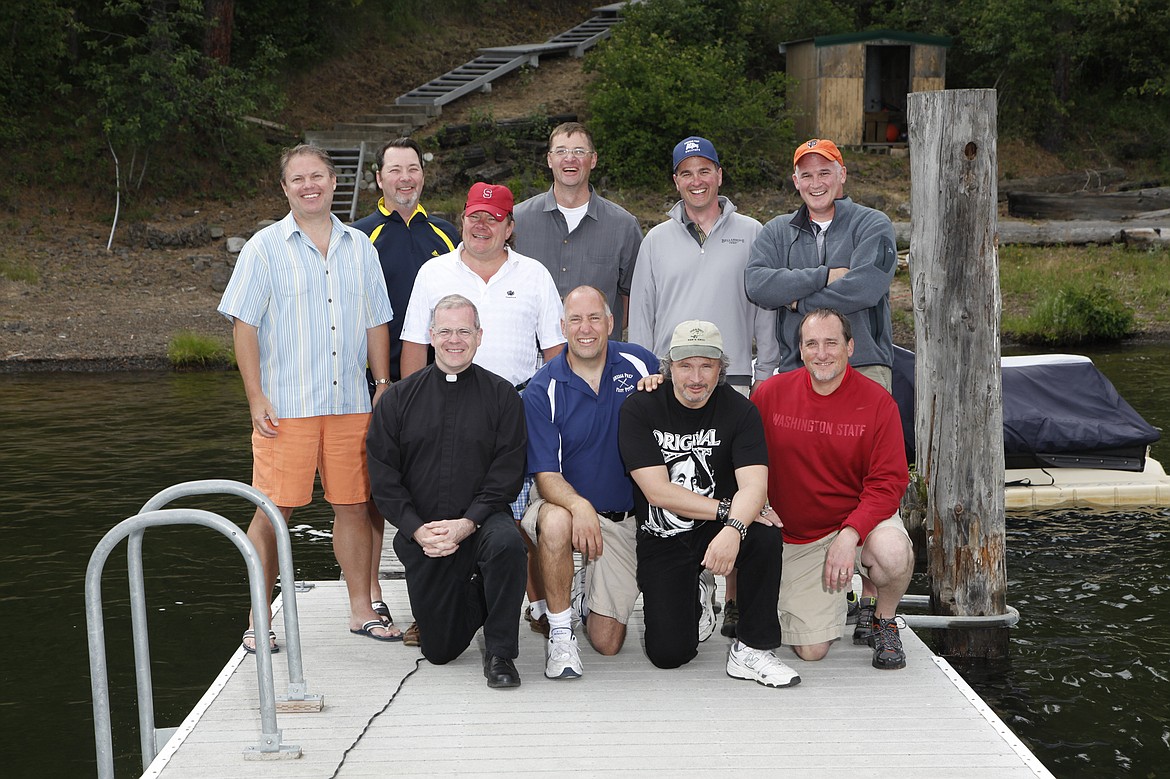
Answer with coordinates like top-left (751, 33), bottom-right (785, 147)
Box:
top-left (618, 384), bottom-right (768, 538)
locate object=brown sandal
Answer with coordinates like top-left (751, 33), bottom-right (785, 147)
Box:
top-left (403, 622), bottom-right (421, 647)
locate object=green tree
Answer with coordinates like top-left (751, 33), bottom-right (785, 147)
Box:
top-left (77, 0), bottom-right (281, 243)
top-left (586, 0), bottom-right (793, 190)
top-left (0, 0), bottom-right (78, 142)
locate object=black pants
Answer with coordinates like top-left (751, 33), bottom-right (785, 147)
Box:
top-left (393, 511), bottom-right (527, 664)
top-left (637, 520), bottom-right (782, 669)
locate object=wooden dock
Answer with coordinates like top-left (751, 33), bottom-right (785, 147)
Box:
top-left (144, 535), bottom-right (1052, 778)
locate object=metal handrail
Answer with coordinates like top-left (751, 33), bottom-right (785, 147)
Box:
top-left (899, 594), bottom-right (1022, 629)
top-left (132, 479), bottom-right (319, 766)
top-left (86, 508), bottom-right (300, 779)
top-left (131, 479), bottom-right (319, 767)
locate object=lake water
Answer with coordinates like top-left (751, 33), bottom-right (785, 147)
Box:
top-left (2, 344), bottom-right (1169, 777)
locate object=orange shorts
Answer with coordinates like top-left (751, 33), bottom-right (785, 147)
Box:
top-left (251, 413), bottom-right (371, 507)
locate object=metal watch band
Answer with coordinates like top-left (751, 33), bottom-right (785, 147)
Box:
top-left (724, 517), bottom-right (748, 541)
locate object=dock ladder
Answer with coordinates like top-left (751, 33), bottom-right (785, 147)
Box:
top-left (85, 480), bottom-right (322, 778)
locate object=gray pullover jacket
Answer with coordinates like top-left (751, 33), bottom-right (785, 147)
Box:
top-left (745, 197), bottom-right (897, 372)
top-left (629, 196), bottom-right (780, 381)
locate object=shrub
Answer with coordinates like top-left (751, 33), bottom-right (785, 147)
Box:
top-left (1012, 284), bottom-right (1135, 345)
top-left (585, 0), bottom-right (793, 191)
top-left (167, 331), bottom-right (234, 369)
top-left (0, 256), bottom-right (39, 284)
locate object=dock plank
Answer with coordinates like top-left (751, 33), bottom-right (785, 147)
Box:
top-left (148, 573), bottom-right (1050, 778)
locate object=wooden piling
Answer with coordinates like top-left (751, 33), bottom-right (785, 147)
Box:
top-left (906, 89), bottom-right (1010, 658)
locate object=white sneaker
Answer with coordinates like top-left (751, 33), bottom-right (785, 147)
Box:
top-left (698, 569), bottom-right (716, 642)
top-left (570, 566), bottom-right (587, 630)
top-left (726, 641), bottom-right (800, 688)
top-left (545, 632), bottom-right (583, 680)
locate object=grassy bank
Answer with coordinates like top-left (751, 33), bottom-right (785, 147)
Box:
top-left (1000, 243), bottom-right (1170, 341)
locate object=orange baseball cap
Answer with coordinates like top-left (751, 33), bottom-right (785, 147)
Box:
top-left (793, 139), bottom-right (843, 166)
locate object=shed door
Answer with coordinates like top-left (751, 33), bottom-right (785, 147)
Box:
top-left (863, 45), bottom-right (910, 144)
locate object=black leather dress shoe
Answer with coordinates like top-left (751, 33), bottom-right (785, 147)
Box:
top-left (483, 652), bottom-right (521, 688)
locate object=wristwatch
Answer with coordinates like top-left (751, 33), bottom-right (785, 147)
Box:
top-left (724, 517), bottom-right (748, 541)
top-left (373, 378), bottom-right (391, 386)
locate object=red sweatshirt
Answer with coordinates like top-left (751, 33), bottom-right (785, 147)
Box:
top-left (753, 366), bottom-right (908, 544)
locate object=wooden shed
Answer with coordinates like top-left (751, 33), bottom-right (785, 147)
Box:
top-left (780, 30), bottom-right (951, 148)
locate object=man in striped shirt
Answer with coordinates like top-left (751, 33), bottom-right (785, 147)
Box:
top-left (218, 144), bottom-right (398, 650)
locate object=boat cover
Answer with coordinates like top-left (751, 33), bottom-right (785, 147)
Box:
top-left (891, 347), bottom-right (1160, 471)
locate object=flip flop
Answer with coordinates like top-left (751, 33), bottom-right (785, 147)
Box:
top-left (370, 601), bottom-right (404, 640)
top-left (241, 629), bottom-right (279, 655)
top-left (350, 619), bottom-right (403, 642)
top-left (371, 600), bottom-right (393, 623)
top-left (403, 622), bottom-right (421, 647)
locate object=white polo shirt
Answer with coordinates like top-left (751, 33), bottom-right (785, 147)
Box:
top-left (401, 245), bottom-right (566, 386)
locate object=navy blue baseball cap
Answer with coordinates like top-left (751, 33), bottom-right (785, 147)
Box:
top-left (672, 136), bottom-right (720, 171)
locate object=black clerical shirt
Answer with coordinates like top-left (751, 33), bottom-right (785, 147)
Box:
top-left (367, 363), bottom-right (527, 541)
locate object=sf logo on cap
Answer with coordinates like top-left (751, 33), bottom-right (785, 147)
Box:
top-left (685, 140), bottom-right (701, 153)
top-left (806, 140), bottom-right (819, 148)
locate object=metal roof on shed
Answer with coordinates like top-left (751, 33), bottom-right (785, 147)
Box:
top-left (780, 28), bottom-right (952, 52)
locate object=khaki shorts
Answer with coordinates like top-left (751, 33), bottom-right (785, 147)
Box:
top-left (521, 495), bottom-right (640, 624)
top-left (854, 364), bottom-right (892, 394)
top-left (779, 514), bottom-right (910, 646)
top-left (251, 413), bottom-right (371, 507)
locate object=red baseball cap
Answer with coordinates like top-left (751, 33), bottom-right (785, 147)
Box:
top-left (793, 139), bottom-right (844, 167)
top-left (464, 182), bottom-right (514, 220)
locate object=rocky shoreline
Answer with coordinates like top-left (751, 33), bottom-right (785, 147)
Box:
top-left (0, 356), bottom-right (177, 374)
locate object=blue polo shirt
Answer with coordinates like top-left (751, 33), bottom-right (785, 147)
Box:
top-left (523, 340), bottom-right (658, 512)
top-left (351, 200), bottom-right (458, 380)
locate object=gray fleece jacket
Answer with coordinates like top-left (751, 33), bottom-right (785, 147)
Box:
top-left (629, 196), bottom-right (779, 380)
top-left (745, 197), bottom-right (897, 372)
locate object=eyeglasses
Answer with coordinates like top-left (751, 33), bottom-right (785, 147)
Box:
top-left (431, 327), bottom-right (476, 339)
top-left (549, 147), bottom-right (595, 158)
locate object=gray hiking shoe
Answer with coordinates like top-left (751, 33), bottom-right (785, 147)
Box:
top-left (852, 596), bottom-right (878, 646)
top-left (871, 616), bottom-right (907, 670)
top-left (720, 598), bottom-right (739, 638)
top-left (846, 590), bottom-right (860, 624)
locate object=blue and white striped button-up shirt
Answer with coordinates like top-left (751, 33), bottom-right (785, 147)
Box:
top-left (218, 212), bottom-right (393, 419)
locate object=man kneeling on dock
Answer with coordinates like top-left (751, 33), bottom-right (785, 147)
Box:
top-left (618, 321), bottom-right (798, 687)
top-left (520, 286), bottom-right (658, 679)
top-left (751, 308), bottom-right (913, 670)
top-left (367, 295), bottom-right (529, 688)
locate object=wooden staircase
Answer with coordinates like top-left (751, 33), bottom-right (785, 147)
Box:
top-left (305, 2), bottom-right (637, 221)
top-left (327, 145), bottom-right (367, 224)
top-left (394, 4), bottom-right (628, 109)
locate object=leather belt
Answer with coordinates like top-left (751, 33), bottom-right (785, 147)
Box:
top-left (598, 510), bottom-right (629, 522)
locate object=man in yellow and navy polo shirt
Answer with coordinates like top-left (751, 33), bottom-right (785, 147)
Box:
top-left (352, 137), bottom-right (458, 383)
